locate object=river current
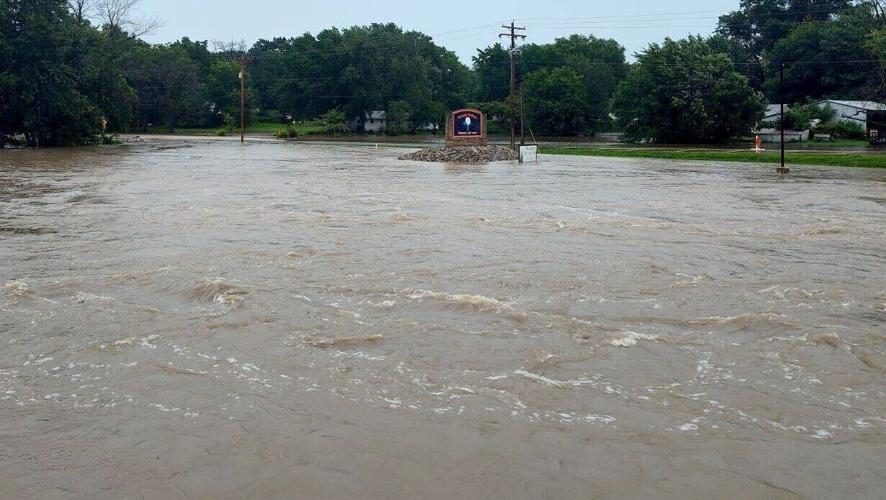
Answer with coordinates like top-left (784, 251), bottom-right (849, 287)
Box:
top-left (1, 138), bottom-right (884, 499)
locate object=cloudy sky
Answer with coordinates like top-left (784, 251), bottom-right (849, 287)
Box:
top-left (137, 0), bottom-right (739, 63)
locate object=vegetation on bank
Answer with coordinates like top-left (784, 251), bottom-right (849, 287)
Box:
top-left (541, 146), bottom-right (886, 168)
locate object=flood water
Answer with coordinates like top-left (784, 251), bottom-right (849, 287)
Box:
top-left (1, 138), bottom-right (884, 499)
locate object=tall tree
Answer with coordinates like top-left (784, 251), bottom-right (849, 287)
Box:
top-left (523, 68), bottom-right (590, 136)
top-left (473, 43), bottom-right (510, 102)
top-left (717, 0), bottom-right (855, 87)
top-left (611, 37), bottom-right (765, 143)
top-left (765, 8), bottom-right (882, 101)
top-left (520, 35), bottom-right (627, 135)
top-left (95, 0), bottom-right (161, 38)
top-left (1, 0), bottom-right (102, 146)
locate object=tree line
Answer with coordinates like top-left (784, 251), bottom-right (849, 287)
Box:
top-left (1, 0), bottom-right (884, 146)
top-left (476, 0), bottom-right (885, 142)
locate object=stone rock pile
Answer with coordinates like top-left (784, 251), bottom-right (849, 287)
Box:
top-left (399, 145), bottom-right (518, 163)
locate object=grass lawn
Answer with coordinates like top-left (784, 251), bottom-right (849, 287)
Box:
top-left (541, 146), bottom-right (886, 168)
top-left (142, 121), bottom-right (325, 136)
top-left (799, 139), bottom-right (869, 148)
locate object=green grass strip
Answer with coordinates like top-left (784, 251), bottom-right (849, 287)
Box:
top-left (541, 146), bottom-right (886, 168)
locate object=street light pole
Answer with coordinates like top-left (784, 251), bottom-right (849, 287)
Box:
top-left (239, 56), bottom-right (246, 144)
top-left (778, 62), bottom-right (789, 174)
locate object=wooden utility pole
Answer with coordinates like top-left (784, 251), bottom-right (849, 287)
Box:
top-left (778, 62), bottom-right (789, 174)
top-left (239, 56), bottom-right (247, 143)
top-left (500, 21), bottom-right (526, 150)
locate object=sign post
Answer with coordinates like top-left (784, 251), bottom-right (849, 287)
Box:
top-left (518, 145), bottom-right (537, 163)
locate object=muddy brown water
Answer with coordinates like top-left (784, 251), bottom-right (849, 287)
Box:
top-left (1, 138), bottom-right (884, 499)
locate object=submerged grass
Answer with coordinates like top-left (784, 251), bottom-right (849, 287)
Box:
top-left (541, 146), bottom-right (886, 168)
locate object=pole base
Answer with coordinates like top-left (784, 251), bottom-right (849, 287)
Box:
top-left (777, 167), bottom-right (790, 175)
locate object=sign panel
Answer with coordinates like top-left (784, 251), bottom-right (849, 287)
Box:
top-left (452, 109), bottom-right (483, 137)
top-left (519, 145), bottom-right (538, 163)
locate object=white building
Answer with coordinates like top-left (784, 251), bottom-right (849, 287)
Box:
top-left (816, 100), bottom-right (886, 125)
top-left (350, 111), bottom-right (386, 133)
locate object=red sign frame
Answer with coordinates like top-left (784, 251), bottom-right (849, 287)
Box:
top-left (451, 109), bottom-right (483, 138)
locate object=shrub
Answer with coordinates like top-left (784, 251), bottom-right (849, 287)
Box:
top-left (98, 134), bottom-right (121, 145)
top-left (813, 121), bottom-right (866, 140)
top-left (318, 109), bottom-right (351, 136)
top-left (781, 103), bottom-right (837, 130)
top-left (259, 109), bottom-right (283, 122)
top-left (216, 128), bottom-right (228, 137)
top-left (274, 124), bottom-right (299, 139)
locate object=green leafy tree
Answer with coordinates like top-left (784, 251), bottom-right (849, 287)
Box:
top-left (0, 0), bottom-right (104, 146)
top-left (611, 37), bottom-right (765, 143)
top-left (246, 23), bottom-right (469, 132)
top-left (319, 108), bottom-right (350, 136)
top-left (765, 9), bottom-right (881, 102)
top-left (781, 102), bottom-right (836, 129)
top-left (716, 0), bottom-right (855, 89)
top-left (867, 26), bottom-right (886, 99)
top-left (204, 59), bottom-right (241, 127)
top-left (524, 68), bottom-right (590, 136)
top-left (473, 43), bottom-right (510, 102)
top-left (717, 0), bottom-right (853, 62)
top-left (385, 100), bottom-right (412, 134)
top-left (472, 35), bottom-right (627, 136)
top-left (125, 42), bottom-right (207, 131)
top-left (518, 35), bottom-right (627, 135)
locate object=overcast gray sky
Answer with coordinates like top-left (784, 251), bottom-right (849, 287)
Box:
top-left (138, 0), bottom-right (740, 63)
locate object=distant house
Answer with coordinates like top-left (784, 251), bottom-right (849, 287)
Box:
top-left (815, 100), bottom-right (886, 125)
top-left (350, 111), bottom-right (386, 133)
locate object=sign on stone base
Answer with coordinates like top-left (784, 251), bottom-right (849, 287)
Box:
top-left (446, 108), bottom-right (486, 145)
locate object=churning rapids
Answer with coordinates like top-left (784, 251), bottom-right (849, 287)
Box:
top-left (1, 138), bottom-right (884, 499)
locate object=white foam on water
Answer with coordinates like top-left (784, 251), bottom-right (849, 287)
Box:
top-left (514, 369), bottom-right (564, 387)
top-left (609, 331), bottom-right (659, 347)
top-left (74, 292), bottom-right (114, 303)
top-left (586, 414), bottom-right (616, 424)
top-left (405, 288), bottom-right (517, 314)
top-left (812, 429), bottom-right (833, 440)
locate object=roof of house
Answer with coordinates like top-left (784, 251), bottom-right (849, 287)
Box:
top-left (818, 100), bottom-right (886, 111)
top-left (763, 104), bottom-right (788, 118)
top-left (366, 110), bottom-right (386, 120)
